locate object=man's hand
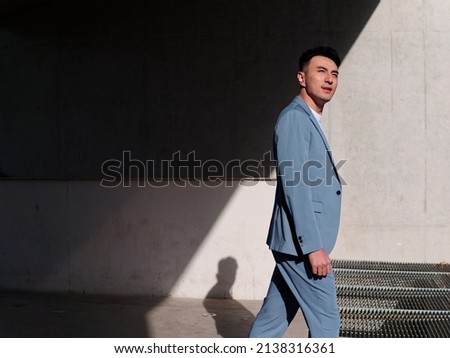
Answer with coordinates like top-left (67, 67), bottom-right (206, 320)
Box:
top-left (308, 248), bottom-right (332, 277)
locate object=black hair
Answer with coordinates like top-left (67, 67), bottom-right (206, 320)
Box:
top-left (298, 46), bottom-right (341, 71)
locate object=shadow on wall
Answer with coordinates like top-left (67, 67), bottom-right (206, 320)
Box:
top-left (203, 257), bottom-right (255, 338)
top-left (0, 0), bottom-right (380, 179)
top-left (0, 0), bottom-right (379, 337)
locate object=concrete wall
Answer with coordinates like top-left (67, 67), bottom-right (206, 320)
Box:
top-left (0, 180), bottom-right (276, 299)
top-left (1, 0), bottom-right (450, 299)
top-left (330, 0), bottom-right (450, 265)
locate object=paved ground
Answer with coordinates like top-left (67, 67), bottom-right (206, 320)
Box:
top-left (0, 291), bottom-right (308, 338)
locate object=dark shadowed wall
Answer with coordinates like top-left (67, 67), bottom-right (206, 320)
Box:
top-left (0, 0), bottom-right (378, 179)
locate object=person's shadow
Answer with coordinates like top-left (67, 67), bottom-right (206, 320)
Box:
top-left (203, 257), bottom-right (255, 337)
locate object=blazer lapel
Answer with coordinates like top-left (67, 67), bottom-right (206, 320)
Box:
top-left (293, 96), bottom-right (342, 185)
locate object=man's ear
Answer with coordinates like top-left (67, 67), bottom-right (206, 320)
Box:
top-left (297, 71), bottom-right (306, 87)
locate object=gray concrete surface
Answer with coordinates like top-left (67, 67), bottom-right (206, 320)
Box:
top-left (0, 291), bottom-right (308, 338)
top-left (3, 0), bottom-right (450, 302)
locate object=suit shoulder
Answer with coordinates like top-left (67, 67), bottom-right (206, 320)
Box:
top-left (275, 101), bottom-right (311, 132)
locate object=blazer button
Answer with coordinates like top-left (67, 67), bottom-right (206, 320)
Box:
top-left (336, 190), bottom-right (341, 195)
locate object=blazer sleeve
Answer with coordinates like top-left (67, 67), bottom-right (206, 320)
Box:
top-left (274, 110), bottom-right (323, 255)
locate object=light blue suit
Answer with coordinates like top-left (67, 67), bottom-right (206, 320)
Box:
top-left (249, 96), bottom-right (342, 338)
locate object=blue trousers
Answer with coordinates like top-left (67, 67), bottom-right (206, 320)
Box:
top-left (248, 251), bottom-right (340, 338)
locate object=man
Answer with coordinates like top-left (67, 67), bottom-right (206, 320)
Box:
top-left (248, 46), bottom-right (343, 338)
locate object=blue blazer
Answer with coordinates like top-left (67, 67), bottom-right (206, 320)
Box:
top-left (266, 96), bottom-right (342, 256)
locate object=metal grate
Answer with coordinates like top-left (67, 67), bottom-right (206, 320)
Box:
top-left (333, 259), bottom-right (450, 273)
top-left (333, 260), bottom-right (450, 338)
top-left (334, 269), bottom-right (450, 289)
top-left (337, 286), bottom-right (450, 311)
top-left (339, 308), bottom-right (450, 338)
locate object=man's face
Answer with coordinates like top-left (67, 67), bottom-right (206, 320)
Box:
top-left (297, 55), bottom-right (339, 109)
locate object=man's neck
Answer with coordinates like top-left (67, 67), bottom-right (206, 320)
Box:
top-left (299, 91), bottom-right (324, 114)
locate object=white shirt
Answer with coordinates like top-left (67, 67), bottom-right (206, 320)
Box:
top-left (310, 108), bottom-right (323, 129)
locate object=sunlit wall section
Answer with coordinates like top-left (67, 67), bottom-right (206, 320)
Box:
top-left (330, 0), bottom-right (450, 263)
